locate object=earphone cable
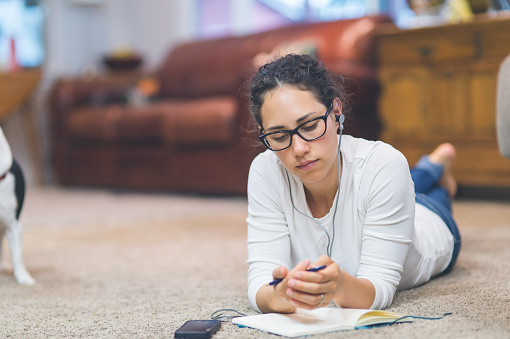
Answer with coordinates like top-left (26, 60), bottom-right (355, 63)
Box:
top-left (286, 170), bottom-right (333, 257)
top-left (329, 119), bottom-right (343, 256)
top-left (285, 117), bottom-right (343, 258)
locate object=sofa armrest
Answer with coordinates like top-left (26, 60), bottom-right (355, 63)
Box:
top-left (326, 59), bottom-right (377, 84)
top-left (48, 77), bottom-right (136, 153)
top-left (50, 77), bottom-right (134, 111)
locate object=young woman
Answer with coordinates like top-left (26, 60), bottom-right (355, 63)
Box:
top-left (245, 54), bottom-right (461, 313)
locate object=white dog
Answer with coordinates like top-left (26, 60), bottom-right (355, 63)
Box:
top-left (0, 127), bottom-right (35, 285)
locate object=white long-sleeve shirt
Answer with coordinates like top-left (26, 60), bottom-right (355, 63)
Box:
top-left (246, 135), bottom-right (454, 311)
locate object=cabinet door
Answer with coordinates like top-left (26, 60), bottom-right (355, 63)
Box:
top-left (379, 66), bottom-right (432, 143)
top-left (432, 63), bottom-right (471, 138)
top-left (433, 62), bottom-right (498, 140)
top-left (468, 64), bottom-right (499, 139)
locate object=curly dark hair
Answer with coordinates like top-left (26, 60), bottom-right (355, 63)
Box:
top-left (248, 54), bottom-right (351, 129)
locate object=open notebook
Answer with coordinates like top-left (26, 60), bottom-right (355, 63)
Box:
top-left (232, 307), bottom-right (411, 337)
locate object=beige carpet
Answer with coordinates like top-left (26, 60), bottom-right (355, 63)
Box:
top-left (1, 186), bottom-right (509, 338)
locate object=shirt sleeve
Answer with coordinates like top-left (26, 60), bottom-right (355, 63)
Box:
top-left (246, 154), bottom-right (292, 312)
top-left (355, 144), bottom-right (415, 310)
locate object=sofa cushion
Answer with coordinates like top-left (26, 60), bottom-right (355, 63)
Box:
top-left (66, 97), bottom-right (238, 145)
top-left (157, 37), bottom-right (252, 99)
top-left (68, 104), bottom-right (165, 142)
top-left (67, 105), bottom-right (125, 141)
top-left (161, 96), bottom-right (237, 145)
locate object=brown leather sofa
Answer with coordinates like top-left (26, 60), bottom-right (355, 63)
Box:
top-left (49, 15), bottom-right (391, 195)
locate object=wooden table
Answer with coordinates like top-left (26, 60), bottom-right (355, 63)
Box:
top-left (0, 68), bottom-right (43, 183)
top-left (0, 68), bottom-right (42, 121)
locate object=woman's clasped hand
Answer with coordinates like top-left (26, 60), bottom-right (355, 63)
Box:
top-left (271, 256), bottom-right (343, 310)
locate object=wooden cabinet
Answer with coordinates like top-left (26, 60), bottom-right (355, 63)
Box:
top-left (376, 15), bottom-right (510, 187)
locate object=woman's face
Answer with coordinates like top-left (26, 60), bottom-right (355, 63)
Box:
top-left (260, 85), bottom-right (341, 188)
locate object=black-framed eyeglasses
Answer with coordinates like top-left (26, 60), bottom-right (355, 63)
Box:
top-left (259, 102), bottom-right (333, 151)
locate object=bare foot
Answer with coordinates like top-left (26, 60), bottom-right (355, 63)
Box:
top-left (428, 143), bottom-right (457, 198)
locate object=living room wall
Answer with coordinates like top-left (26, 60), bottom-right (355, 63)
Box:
top-left (45, 0), bottom-right (197, 77)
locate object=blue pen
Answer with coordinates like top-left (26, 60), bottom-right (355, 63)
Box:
top-left (268, 265), bottom-right (327, 286)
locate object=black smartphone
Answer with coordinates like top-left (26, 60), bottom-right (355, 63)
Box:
top-left (174, 319), bottom-right (221, 339)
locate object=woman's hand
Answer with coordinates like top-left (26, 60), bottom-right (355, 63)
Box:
top-left (256, 256), bottom-right (375, 313)
top-left (256, 259), bottom-right (312, 313)
top-left (285, 255), bottom-right (344, 310)
top-left (272, 259), bottom-right (311, 305)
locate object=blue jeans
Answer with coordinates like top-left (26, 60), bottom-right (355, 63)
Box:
top-left (411, 156), bottom-right (461, 274)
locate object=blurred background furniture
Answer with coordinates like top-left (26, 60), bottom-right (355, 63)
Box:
top-left (49, 15), bottom-right (391, 195)
top-left (497, 54), bottom-right (510, 159)
top-left (0, 69), bottom-right (42, 182)
top-left (0, 69), bottom-right (41, 121)
top-left (377, 14), bottom-right (510, 188)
